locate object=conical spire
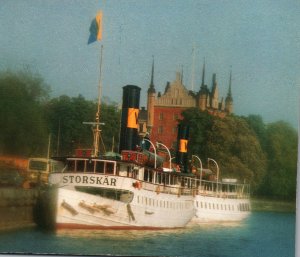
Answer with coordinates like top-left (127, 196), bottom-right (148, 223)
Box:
top-left (181, 65), bottom-right (183, 84)
top-left (148, 56), bottom-right (155, 94)
top-left (201, 58), bottom-right (206, 87)
top-left (226, 69), bottom-right (233, 100)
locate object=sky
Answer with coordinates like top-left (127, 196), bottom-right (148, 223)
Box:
top-left (0, 0), bottom-right (299, 128)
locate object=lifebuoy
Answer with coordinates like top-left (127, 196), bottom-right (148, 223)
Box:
top-left (137, 181), bottom-right (142, 189)
top-left (133, 181), bottom-right (142, 189)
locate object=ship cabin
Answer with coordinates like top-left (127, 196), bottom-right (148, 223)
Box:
top-left (59, 154), bottom-right (197, 195)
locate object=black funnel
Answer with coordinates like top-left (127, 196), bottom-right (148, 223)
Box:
top-left (175, 124), bottom-right (190, 173)
top-left (119, 85), bottom-right (141, 153)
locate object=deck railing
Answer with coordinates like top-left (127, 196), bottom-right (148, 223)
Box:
top-left (196, 179), bottom-right (250, 199)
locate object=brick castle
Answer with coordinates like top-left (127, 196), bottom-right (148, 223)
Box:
top-left (138, 59), bottom-right (233, 150)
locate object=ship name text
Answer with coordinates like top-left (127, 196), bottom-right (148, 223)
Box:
top-left (62, 175), bottom-right (117, 186)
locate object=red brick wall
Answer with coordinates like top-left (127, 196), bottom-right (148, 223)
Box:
top-left (150, 106), bottom-right (186, 149)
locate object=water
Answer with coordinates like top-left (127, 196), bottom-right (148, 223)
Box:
top-left (0, 212), bottom-right (295, 257)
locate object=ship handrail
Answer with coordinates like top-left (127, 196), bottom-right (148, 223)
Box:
top-left (196, 178), bottom-right (250, 198)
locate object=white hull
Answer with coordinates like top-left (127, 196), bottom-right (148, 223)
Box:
top-left (193, 194), bottom-right (251, 222)
top-left (48, 172), bottom-right (195, 229)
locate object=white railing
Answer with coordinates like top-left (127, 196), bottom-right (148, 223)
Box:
top-left (196, 179), bottom-right (250, 199)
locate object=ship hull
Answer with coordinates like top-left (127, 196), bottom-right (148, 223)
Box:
top-left (193, 194), bottom-right (251, 222)
top-left (36, 173), bottom-right (195, 230)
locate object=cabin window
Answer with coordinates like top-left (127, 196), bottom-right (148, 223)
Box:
top-left (67, 160), bottom-right (76, 172)
top-left (156, 172), bottom-right (162, 184)
top-left (144, 169), bottom-right (149, 181)
top-left (106, 162), bottom-right (115, 175)
top-left (76, 160), bottom-right (85, 172)
top-left (86, 160), bottom-right (95, 173)
top-left (95, 161), bottom-right (105, 173)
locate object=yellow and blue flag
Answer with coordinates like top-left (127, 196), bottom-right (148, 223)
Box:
top-left (88, 11), bottom-right (103, 44)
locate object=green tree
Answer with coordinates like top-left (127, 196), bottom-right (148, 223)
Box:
top-left (260, 121), bottom-right (297, 200)
top-left (243, 114), bottom-right (267, 151)
top-left (45, 95), bottom-right (95, 156)
top-left (181, 108), bottom-right (213, 159)
top-left (0, 70), bottom-right (50, 156)
top-left (45, 95), bottom-right (121, 156)
top-left (181, 110), bottom-right (267, 192)
top-left (99, 102), bottom-right (121, 153)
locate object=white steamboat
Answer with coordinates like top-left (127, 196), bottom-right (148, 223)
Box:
top-left (35, 85), bottom-right (196, 230)
top-left (191, 156), bottom-right (251, 222)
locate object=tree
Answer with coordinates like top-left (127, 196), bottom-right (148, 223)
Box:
top-left (45, 95), bottom-right (95, 156)
top-left (181, 109), bottom-right (267, 192)
top-left (45, 95), bottom-right (121, 156)
top-left (99, 102), bottom-right (121, 153)
top-left (243, 114), bottom-right (267, 151)
top-left (259, 121), bottom-right (297, 200)
top-left (0, 70), bottom-right (50, 156)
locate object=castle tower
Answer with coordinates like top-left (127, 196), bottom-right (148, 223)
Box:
top-left (147, 57), bottom-right (156, 132)
top-left (225, 70), bottom-right (233, 114)
top-left (198, 59), bottom-right (209, 111)
top-left (211, 73), bottom-right (219, 109)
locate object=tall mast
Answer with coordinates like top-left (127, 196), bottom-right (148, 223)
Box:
top-left (93, 45), bottom-right (104, 157)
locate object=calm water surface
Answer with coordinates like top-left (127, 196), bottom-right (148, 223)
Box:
top-left (0, 212), bottom-right (295, 257)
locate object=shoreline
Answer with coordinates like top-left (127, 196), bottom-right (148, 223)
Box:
top-left (251, 198), bottom-right (296, 213)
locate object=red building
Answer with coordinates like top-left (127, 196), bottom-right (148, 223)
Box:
top-left (138, 59), bottom-right (234, 151)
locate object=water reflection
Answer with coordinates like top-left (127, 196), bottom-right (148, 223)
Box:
top-left (56, 220), bottom-right (246, 240)
top-left (56, 227), bottom-right (189, 239)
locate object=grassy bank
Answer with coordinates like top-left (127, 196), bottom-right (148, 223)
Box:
top-left (251, 198), bottom-right (296, 213)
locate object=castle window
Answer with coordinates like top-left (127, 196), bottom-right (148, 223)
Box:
top-left (139, 123), bottom-right (144, 132)
top-left (158, 126), bottom-right (163, 134)
top-left (159, 113), bottom-right (163, 120)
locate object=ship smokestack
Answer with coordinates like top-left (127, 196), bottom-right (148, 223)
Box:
top-left (175, 124), bottom-right (190, 173)
top-left (119, 85), bottom-right (141, 153)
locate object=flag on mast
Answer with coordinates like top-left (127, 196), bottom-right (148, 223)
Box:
top-left (88, 11), bottom-right (103, 44)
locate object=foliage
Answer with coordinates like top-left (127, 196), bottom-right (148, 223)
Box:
top-left (44, 95), bottom-right (96, 156)
top-left (99, 102), bottom-right (121, 153)
top-left (0, 71), bottom-right (50, 156)
top-left (243, 114), bottom-right (267, 151)
top-left (259, 121), bottom-right (297, 200)
top-left (44, 95), bottom-right (121, 156)
top-left (181, 109), bottom-right (267, 192)
top-left (181, 110), bottom-right (297, 200)
top-left (0, 70), bottom-right (296, 200)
